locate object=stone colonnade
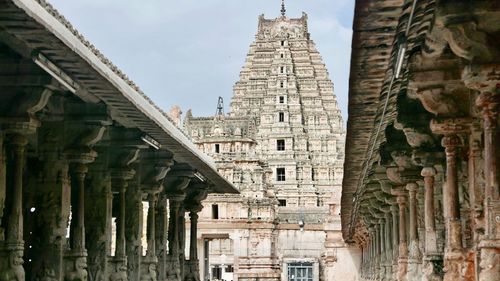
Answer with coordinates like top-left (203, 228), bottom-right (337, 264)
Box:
top-left (354, 1), bottom-right (500, 280)
top-left (0, 93), bottom-right (210, 281)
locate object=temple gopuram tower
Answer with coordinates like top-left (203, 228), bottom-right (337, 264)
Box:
top-left (185, 3), bottom-right (360, 281)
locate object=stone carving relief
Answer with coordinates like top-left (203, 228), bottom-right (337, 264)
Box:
top-left (64, 257), bottom-right (88, 281)
top-left (0, 250), bottom-right (25, 281)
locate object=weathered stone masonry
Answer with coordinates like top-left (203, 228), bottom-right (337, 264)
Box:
top-left (0, 1), bottom-right (238, 281)
top-left (342, 0), bottom-right (500, 280)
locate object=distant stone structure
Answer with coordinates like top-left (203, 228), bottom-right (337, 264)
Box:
top-left (184, 5), bottom-right (359, 281)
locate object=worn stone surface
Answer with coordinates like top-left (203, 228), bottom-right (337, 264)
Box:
top-left (343, 0), bottom-right (500, 280)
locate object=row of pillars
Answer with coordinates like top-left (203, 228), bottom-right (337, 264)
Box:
top-left (0, 124), bottom-right (207, 281)
top-left (359, 91), bottom-right (499, 281)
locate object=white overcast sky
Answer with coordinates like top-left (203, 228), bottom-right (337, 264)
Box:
top-left (49, 0), bottom-right (354, 121)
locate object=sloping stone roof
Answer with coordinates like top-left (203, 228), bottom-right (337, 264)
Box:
top-left (0, 0), bottom-right (238, 194)
top-left (341, 0), bottom-right (403, 241)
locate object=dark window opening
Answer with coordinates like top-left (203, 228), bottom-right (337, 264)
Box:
top-left (279, 96), bottom-right (285, 104)
top-left (277, 168), bottom-right (286, 181)
top-left (278, 199), bottom-right (287, 207)
top-left (281, 53), bottom-right (284, 58)
top-left (311, 168), bottom-right (315, 181)
top-left (212, 266), bottom-right (222, 280)
top-left (277, 139), bottom-right (285, 151)
top-left (281, 40), bottom-right (285, 46)
top-left (212, 204), bottom-right (219, 219)
top-left (215, 144), bottom-right (220, 153)
top-left (280, 66), bottom-right (284, 73)
top-left (280, 81), bottom-right (284, 88)
top-left (279, 112), bottom-right (285, 122)
top-left (226, 265), bottom-right (234, 273)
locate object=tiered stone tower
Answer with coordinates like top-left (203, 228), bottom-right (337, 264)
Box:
top-left (185, 4), bottom-right (357, 281)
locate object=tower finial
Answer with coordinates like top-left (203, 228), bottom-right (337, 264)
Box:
top-left (281, 0), bottom-right (286, 17)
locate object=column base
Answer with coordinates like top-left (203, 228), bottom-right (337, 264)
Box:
top-left (184, 259), bottom-right (201, 281)
top-left (421, 254), bottom-right (443, 281)
top-left (397, 256), bottom-right (408, 281)
top-left (64, 250), bottom-right (88, 281)
top-left (443, 250), bottom-right (474, 281)
top-left (109, 256), bottom-right (128, 281)
top-left (0, 243), bottom-right (24, 281)
top-left (141, 255), bottom-right (158, 281)
top-left (478, 239), bottom-right (500, 281)
top-left (165, 254), bottom-right (182, 281)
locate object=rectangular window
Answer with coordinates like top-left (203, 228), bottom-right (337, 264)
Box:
top-left (212, 266), bottom-right (222, 280)
top-left (279, 112), bottom-right (285, 122)
top-left (276, 168), bottom-right (286, 181)
top-left (212, 204), bottom-right (219, 219)
top-left (226, 265), bottom-right (234, 273)
top-left (277, 139), bottom-right (285, 151)
top-left (278, 199), bottom-right (287, 207)
top-left (288, 262), bottom-right (314, 281)
top-left (279, 96), bottom-right (285, 104)
top-left (280, 66), bottom-right (284, 73)
top-left (281, 40), bottom-right (285, 46)
top-left (215, 144), bottom-right (220, 153)
top-left (280, 81), bottom-right (284, 88)
top-left (281, 53), bottom-right (284, 58)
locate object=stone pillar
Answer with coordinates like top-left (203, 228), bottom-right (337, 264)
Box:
top-left (109, 174), bottom-right (130, 281)
top-left (66, 162), bottom-right (90, 281)
top-left (125, 184), bottom-right (143, 281)
top-left (396, 193), bottom-right (408, 281)
top-left (406, 183), bottom-right (421, 281)
top-left (166, 198), bottom-right (183, 281)
top-left (179, 208), bottom-right (187, 278)
top-left (391, 205), bottom-right (399, 280)
top-left (475, 92), bottom-right (500, 281)
top-left (421, 167), bottom-right (443, 280)
top-left (85, 171), bottom-right (112, 281)
top-left (155, 195), bottom-right (169, 281)
top-left (385, 212), bottom-right (393, 280)
top-left (441, 135), bottom-right (466, 281)
top-left (141, 192), bottom-right (159, 281)
top-left (379, 218), bottom-right (386, 281)
top-left (0, 133), bottom-right (5, 243)
top-left (146, 193), bottom-right (157, 257)
top-left (0, 134), bottom-right (28, 281)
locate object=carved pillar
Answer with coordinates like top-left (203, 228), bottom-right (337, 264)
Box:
top-left (164, 171), bottom-right (192, 281)
top-left (391, 205), bottom-right (400, 280)
top-left (421, 167), bottom-right (443, 281)
top-left (165, 198), bottom-right (182, 281)
top-left (125, 183), bottom-right (143, 281)
top-left (397, 193), bottom-right (408, 281)
top-left (30, 128), bottom-right (71, 281)
top-left (406, 183), bottom-right (421, 281)
top-left (385, 212), bottom-right (393, 280)
top-left (0, 133), bottom-right (4, 243)
top-left (146, 193), bottom-right (157, 257)
top-left (475, 91), bottom-right (500, 281)
top-left (0, 134), bottom-right (29, 281)
top-left (379, 218), bottom-right (386, 280)
top-left (441, 135), bottom-right (467, 281)
top-left (179, 207), bottom-right (186, 278)
top-left (85, 170), bottom-right (112, 281)
top-left (109, 174), bottom-right (131, 281)
top-left (156, 195), bottom-right (169, 281)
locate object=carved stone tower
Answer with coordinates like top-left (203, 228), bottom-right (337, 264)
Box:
top-left (185, 6), bottom-right (356, 281)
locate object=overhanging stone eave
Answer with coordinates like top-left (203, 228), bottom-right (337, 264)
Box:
top-left (341, 0), bottom-right (403, 241)
top-left (6, 0), bottom-right (239, 195)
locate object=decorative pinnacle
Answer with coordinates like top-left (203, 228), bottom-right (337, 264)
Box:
top-left (281, 0), bottom-right (286, 17)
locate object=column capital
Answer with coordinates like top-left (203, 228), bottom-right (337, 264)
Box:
top-left (405, 183), bottom-right (419, 193)
top-left (420, 167), bottom-right (436, 177)
top-left (430, 117), bottom-right (472, 136)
